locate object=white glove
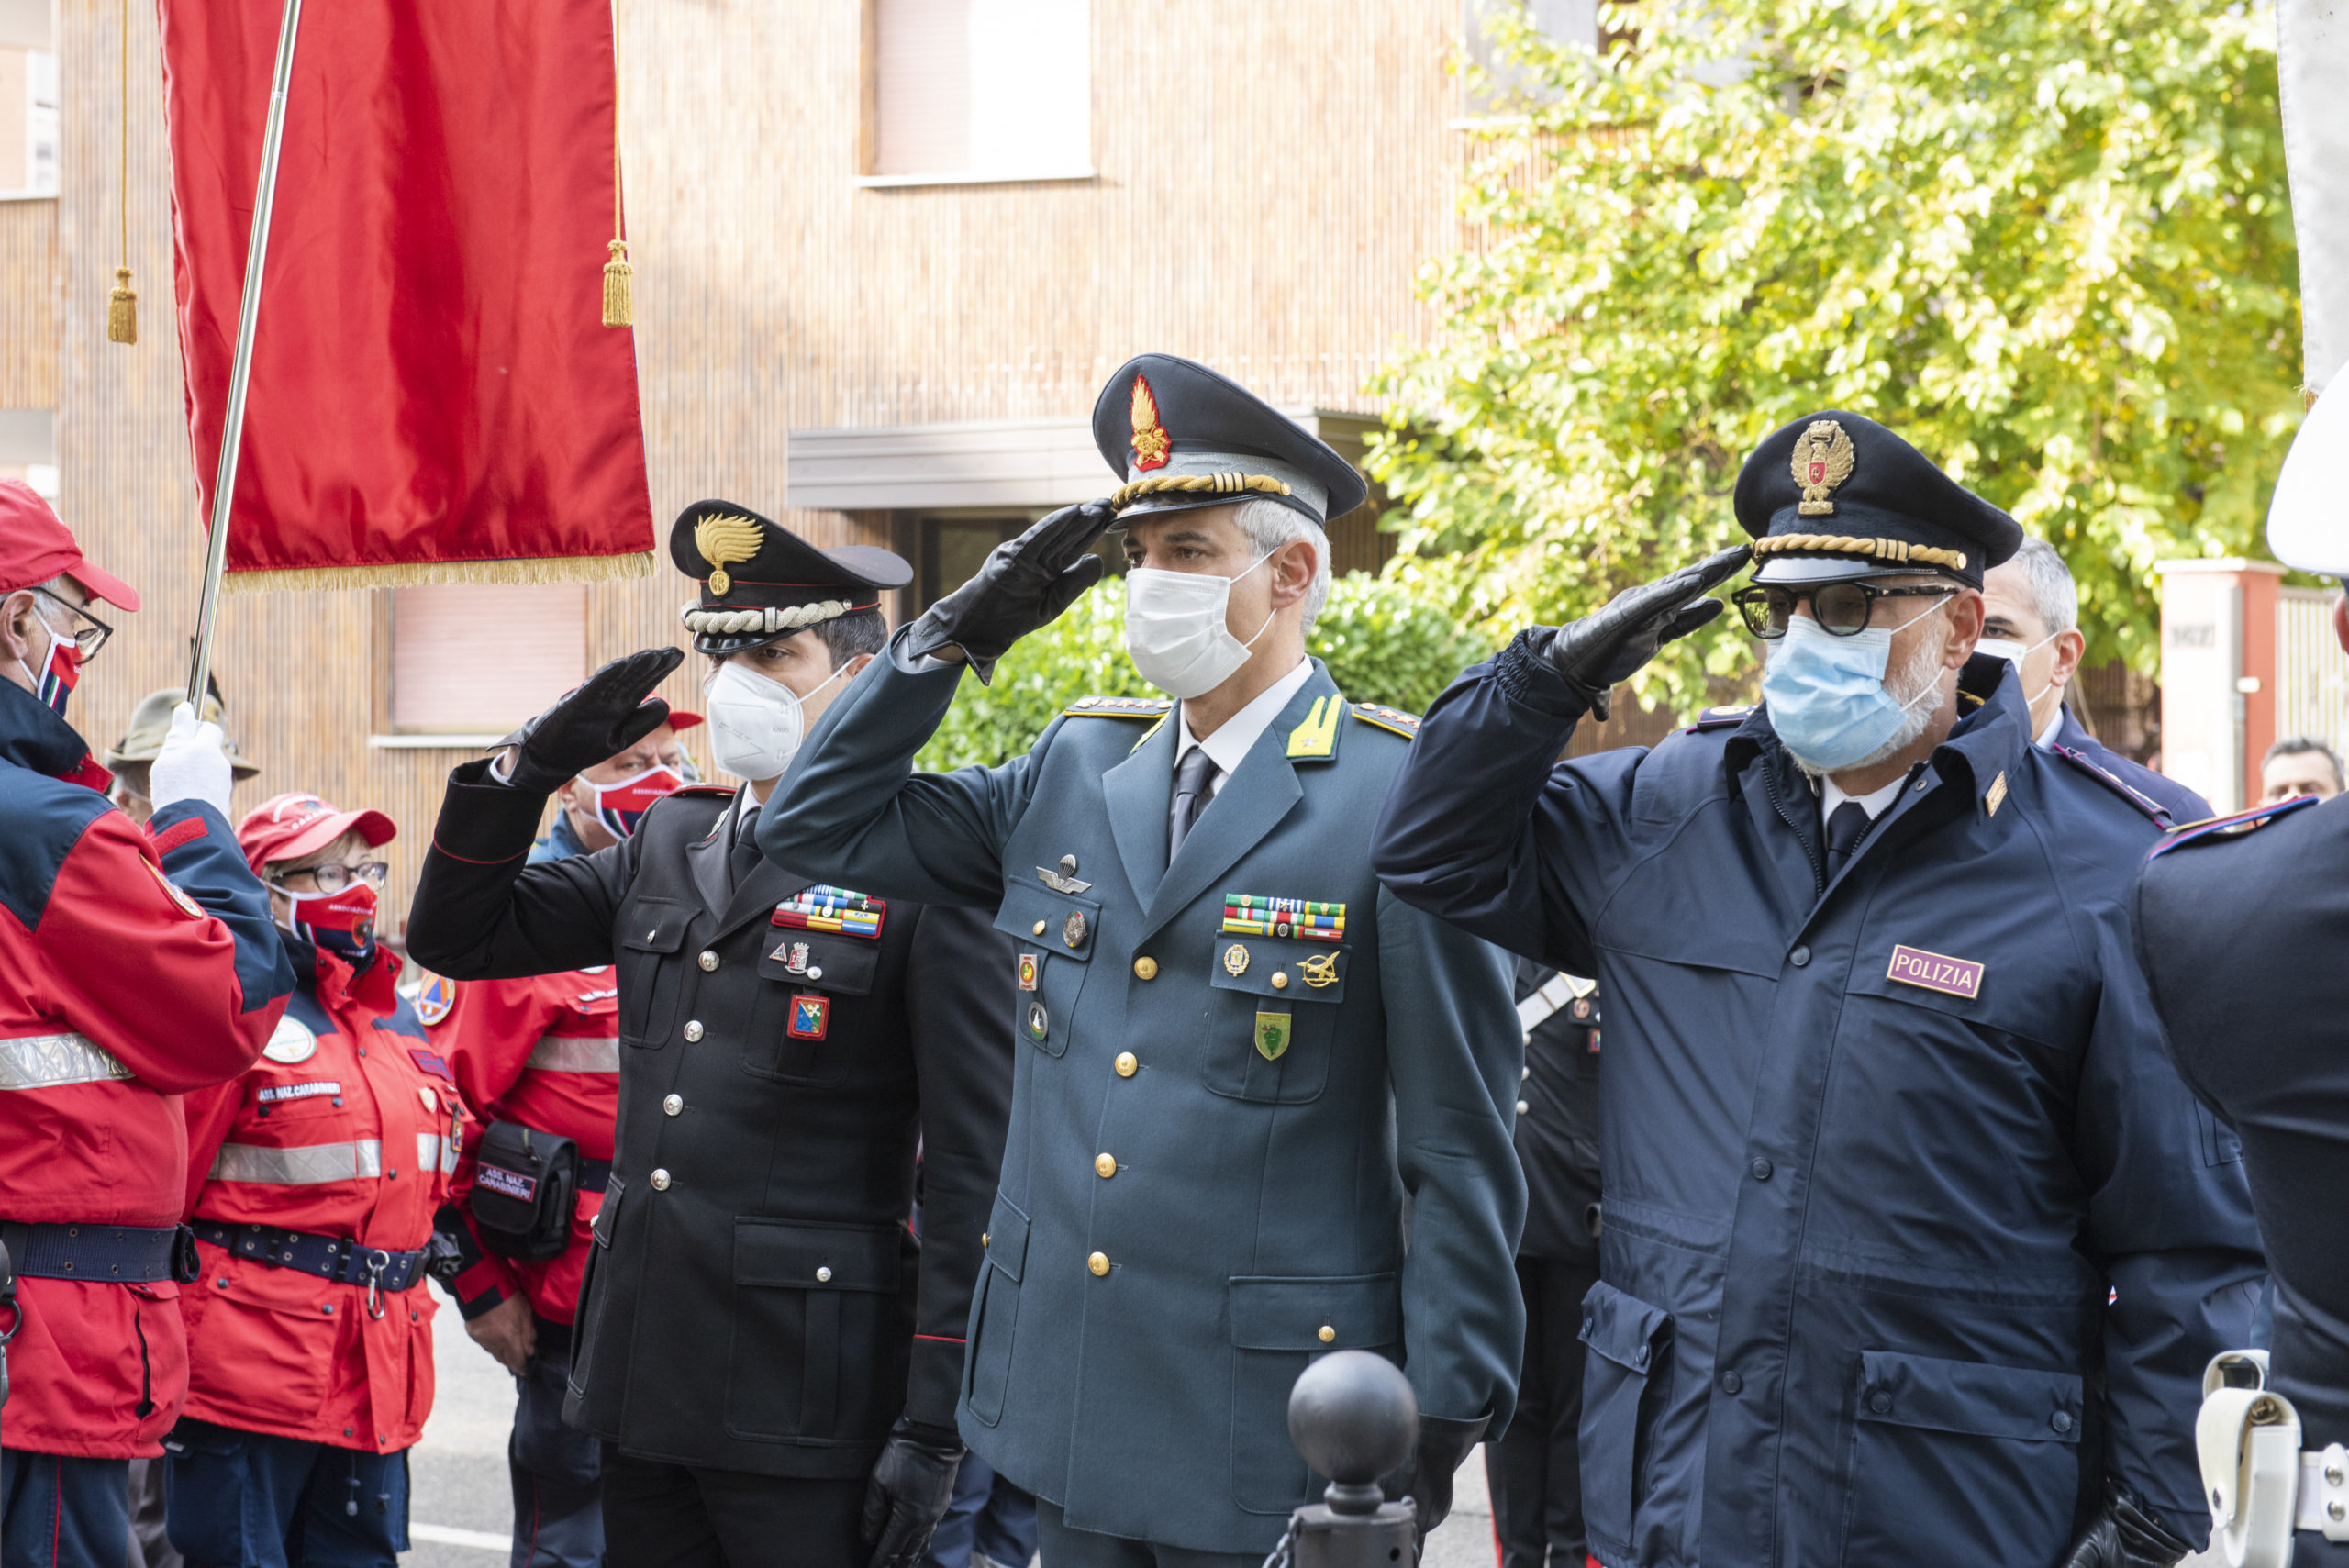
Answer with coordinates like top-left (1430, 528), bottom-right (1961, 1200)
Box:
top-left (149, 702), bottom-right (235, 820)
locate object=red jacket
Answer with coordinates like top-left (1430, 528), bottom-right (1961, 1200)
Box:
top-left (0, 682), bottom-right (293, 1459)
top-left (430, 965), bottom-right (617, 1323)
top-left (179, 937), bottom-right (465, 1453)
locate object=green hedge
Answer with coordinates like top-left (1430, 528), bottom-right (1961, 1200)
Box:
top-left (913, 573), bottom-right (1494, 771)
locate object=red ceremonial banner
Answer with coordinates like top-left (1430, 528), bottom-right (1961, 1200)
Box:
top-left (158, 0), bottom-right (655, 590)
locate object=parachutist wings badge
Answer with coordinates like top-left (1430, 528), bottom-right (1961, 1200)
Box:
top-left (1790, 419), bottom-right (1856, 517)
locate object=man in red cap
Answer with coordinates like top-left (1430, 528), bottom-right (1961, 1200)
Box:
top-left (421, 709), bottom-right (699, 1568)
top-left (0, 478), bottom-right (296, 1568)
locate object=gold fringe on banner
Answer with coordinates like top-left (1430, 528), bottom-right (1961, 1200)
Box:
top-left (107, 0), bottom-right (134, 344)
top-left (220, 550), bottom-right (658, 594)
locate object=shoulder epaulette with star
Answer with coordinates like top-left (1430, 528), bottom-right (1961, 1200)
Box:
top-left (1063, 695), bottom-right (1174, 718)
top-left (1685, 705), bottom-right (1753, 733)
top-left (1350, 703), bottom-right (1420, 739)
top-left (2050, 743), bottom-right (2173, 828)
top-left (2148, 794), bottom-right (2321, 859)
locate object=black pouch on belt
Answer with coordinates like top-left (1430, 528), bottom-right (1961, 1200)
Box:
top-left (468, 1122), bottom-right (580, 1263)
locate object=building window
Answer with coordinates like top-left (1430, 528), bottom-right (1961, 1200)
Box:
top-left (385, 584), bottom-right (586, 738)
top-left (860, 0), bottom-right (1091, 186)
top-left (0, 9), bottom-right (58, 202)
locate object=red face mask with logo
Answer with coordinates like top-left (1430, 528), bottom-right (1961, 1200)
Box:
top-left (19, 616), bottom-right (80, 717)
top-left (585, 763), bottom-right (684, 840)
top-left (273, 881), bottom-right (379, 968)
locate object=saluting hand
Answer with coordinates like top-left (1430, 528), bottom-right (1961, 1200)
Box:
top-left (901, 499), bottom-right (1115, 682)
top-left (496, 647), bottom-right (685, 795)
top-left (1542, 544), bottom-right (1752, 719)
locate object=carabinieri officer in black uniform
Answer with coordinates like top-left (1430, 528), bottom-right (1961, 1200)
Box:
top-left (405, 507), bottom-right (1014, 1568)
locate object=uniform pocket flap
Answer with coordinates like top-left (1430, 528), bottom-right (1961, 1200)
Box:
top-left (1228, 1273), bottom-right (1401, 1351)
top-left (1206, 936), bottom-right (1350, 1005)
top-left (733, 1218), bottom-right (902, 1293)
top-left (1579, 1278), bottom-right (1670, 1373)
top-left (983, 1192), bottom-right (1030, 1284)
top-left (620, 899), bottom-right (692, 955)
top-left (756, 931), bottom-right (880, 996)
top-left (995, 882), bottom-right (1102, 963)
top-left (1855, 1350), bottom-right (2083, 1443)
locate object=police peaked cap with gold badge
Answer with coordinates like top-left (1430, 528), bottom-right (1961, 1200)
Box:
top-left (1731, 411), bottom-right (2021, 590)
top-left (670, 500), bottom-right (913, 655)
top-left (1091, 354), bottom-right (1368, 528)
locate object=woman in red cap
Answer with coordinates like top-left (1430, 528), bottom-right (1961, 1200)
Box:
top-left (165, 794), bottom-right (466, 1568)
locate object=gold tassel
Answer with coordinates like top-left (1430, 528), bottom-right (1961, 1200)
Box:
top-left (222, 550), bottom-right (660, 594)
top-left (107, 267), bottom-right (137, 344)
top-left (601, 239), bottom-right (633, 328)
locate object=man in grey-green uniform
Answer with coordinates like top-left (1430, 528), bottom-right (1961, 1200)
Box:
top-left (764, 354), bottom-right (1525, 1567)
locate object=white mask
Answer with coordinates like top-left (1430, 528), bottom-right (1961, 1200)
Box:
top-left (1123, 554), bottom-right (1275, 700)
top-left (703, 659), bottom-right (850, 782)
top-left (1975, 631), bottom-right (2058, 708)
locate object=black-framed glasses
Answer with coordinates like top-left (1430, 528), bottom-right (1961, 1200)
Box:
top-left (1731, 583), bottom-right (1957, 639)
top-left (31, 586), bottom-right (114, 662)
top-left (284, 861), bottom-right (390, 894)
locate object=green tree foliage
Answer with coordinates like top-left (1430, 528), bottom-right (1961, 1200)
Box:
top-left (914, 574), bottom-right (1494, 770)
top-left (1369, 0), bottom-right (2300, 715)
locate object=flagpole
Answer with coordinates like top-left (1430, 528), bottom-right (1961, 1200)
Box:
top-left (184, 0), bottom-right (304, 706)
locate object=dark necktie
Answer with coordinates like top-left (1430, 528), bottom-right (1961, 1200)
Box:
top-left (729, 804), bottom-right (763, 888)
top-left (1823, 800), bottom-right (1872, 883)
top-left (1169, 746), bottom-right (1219, 862)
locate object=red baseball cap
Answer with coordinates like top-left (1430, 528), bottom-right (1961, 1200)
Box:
top-left (236, 792), bottom-right (396, 876)
top-left (662, 708), bottom-right (704, 734)
top-left (0, 479), bottom-right (139, 611)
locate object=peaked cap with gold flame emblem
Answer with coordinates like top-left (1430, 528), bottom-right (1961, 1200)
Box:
top-left (667, 499), bottom-right (912, 654)
top-left (1732, 410), bottom-right (2021, 589)
top-left (1090, 353), bottom-right (1367, 528)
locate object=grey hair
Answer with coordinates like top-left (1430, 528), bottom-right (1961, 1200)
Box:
top-left (2007, 537), bottom-right (2078, 637)
top-left (2265, 735), bottom-right (2346, 792)
top-left (1230, 497), bottom-right (1333, 632)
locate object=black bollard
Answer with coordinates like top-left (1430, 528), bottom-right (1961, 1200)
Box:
top-left (1266, 1350), bottom-right (1421, 1568)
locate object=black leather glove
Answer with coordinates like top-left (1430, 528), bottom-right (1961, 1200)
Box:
top-left (1542, 545), bottom-right (1751, 719)
top-left (1379, 1411), bottom-right (1489, 1547)
top-left (860, 1418), bottom-right (965, 1568)
top-left (496, 648), bottom-right (685, 795)
top-left (2057, 1479), bottom-right (2198, 1568)
top-left (902, 499), bottom-right (1114, 682)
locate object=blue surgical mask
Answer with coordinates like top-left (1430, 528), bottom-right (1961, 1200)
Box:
top-left (1762, 604), bottom-right (1949, 771)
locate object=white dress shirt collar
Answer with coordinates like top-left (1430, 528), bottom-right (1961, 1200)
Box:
top-left (1174, 658), bottom-right (1316, 795)
top-left (1820, 770), bottom-right (1910, 826)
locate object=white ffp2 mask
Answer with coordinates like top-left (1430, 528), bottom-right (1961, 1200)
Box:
top-left (1123, 554), bottom-right (1275, 700)
top-left (703, 660), bottom-right (850, 782)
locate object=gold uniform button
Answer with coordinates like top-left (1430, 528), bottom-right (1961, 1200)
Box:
top-left (662, 1094), bottom-right (683, 1117)
top-left (650, 1168), bottom-right (672, 1191)
top-left (1087, 1251), bottom-right (1110, 1277)
top-left (1095, 1152), bottom-right (1117, 1179)
top-left (697, 951), bottom-right (719, 972)
top-left (982, 1232), bottom-right (990, 1248)
top-left (1114, 1051), bottom-right (1138, 1078)
top-left (1271, 972), bottom-right (1289, 989)
top-left (683, 1020), bottom-right (705, 1042)
top-left (1032, 920), bottom-right (1048, 936)
top-left (1319, 1325), bottom-right (1336, 1344)
top-left (1132, 956), bottom-right (1158, 981)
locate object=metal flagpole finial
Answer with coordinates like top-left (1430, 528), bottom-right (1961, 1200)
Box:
top-left (186, 0), bottom-right (306, 705)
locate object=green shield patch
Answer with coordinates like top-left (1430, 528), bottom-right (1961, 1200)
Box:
top-left (1254, 1010), bottom-right (1292, 1061)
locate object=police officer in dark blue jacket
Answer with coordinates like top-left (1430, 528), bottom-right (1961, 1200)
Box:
top-left (1371, 412), bottom-right (2264, 1568)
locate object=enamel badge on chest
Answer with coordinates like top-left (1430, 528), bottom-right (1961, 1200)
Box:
top-left (262, 1016), bottom-right (317, 1064)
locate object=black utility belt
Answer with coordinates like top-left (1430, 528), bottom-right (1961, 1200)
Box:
top-left (193, 1220), bottom-right (429, 1294)
top-left (0, 1220), bottom-right (197, 1284)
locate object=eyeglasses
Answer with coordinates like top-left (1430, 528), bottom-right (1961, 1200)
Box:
top-left (32, 587), bottom-right (113, 662)
top-left (1731, 583), bottom-right (1958, 639)
top-left (282, 861), bottom-right (389, 894)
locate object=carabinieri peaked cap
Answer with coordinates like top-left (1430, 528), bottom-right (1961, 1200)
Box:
top-left (1091, 353), bottom-right (1367, 527)
top-left (1732, 411), bottom-right (2021, 589)
top-left (670, 500), bottom-right (913, 655)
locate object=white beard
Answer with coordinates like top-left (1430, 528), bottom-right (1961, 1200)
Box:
top-left (1785, 629), bottom-right (1951, 780)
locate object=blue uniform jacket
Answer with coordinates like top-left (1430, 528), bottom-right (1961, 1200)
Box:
top-left (2054, 706), bottom-right (2210, 825)
top-left (1370, 639), bottom-right (2263, 1568)
top-left (766, 653), bottom-right (1525, 1554)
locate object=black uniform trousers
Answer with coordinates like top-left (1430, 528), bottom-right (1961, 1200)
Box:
top-left (600, 1445), bottom-right (863, 1568)
top-left (1485, 1253), bottom-right (1601, 1568)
